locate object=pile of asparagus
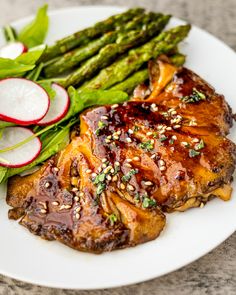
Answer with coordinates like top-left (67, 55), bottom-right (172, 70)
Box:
top-left (40, 8), bottom-right (190, 94)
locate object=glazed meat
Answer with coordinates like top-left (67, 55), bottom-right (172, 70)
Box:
top-left (7, 60), bottom-right (236, 253)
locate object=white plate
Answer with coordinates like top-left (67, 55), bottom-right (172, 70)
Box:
top-left (0, 5), bottom-right (236, 290)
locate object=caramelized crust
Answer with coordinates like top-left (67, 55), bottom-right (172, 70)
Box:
top-left (7, 62), bottom-right (235, 253)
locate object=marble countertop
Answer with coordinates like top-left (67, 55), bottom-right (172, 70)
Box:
top-left (0, 0), bottom-right (235, 294)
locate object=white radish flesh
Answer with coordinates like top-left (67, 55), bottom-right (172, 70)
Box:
top-left (0, 42), bottom-right (27, 59)
top-left (38, 83), bottom-right (70, 125)
top-left (0, 127), bottom-right (41, 168)
top-left (0, 78), bottom-right (50, 125)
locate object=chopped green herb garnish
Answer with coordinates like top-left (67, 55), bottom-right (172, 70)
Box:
top-left (108, 213), bottom-right (118, 226)
top-left (134, 193), bottom-right (140, 203)
top-left (122, 169), bottom-right (138, 182)
top-left (95, 120), bottom-right (107, 135)
top-left (195, 139), bottom-right (205, 150)
top-left (142, 196), bottom-right (157, 208)
top-left (93, 173), bottom-right (106, 184)
top-left (134, 126), bottom-right (140, 132)
top-left (139, 140), bottom-right (154, 152)
top-left (96, 182), bottom-right (106, 195)
top-left (189, 149), bottom-right (200, 158)
top-left (159, 136), bottom-right (168, 142)
top-left (181, 88), bottom-right (206, 104)
top-left (169, 138), bottom-right (174, 144)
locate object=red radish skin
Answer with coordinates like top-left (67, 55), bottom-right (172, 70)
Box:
top-left (0, 127), bottom-right (42, 168)
top-left (0, 78), bottom-right (50, 125)
top-left (0, 42), bottom-right (27, 59)
top-left (38, 83), bottom-right (70, 125)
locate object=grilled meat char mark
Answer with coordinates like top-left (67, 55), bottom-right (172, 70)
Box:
top-left (7, 61), bottom-right (235, 253)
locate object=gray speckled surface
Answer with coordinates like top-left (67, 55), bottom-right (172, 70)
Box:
top-left (0, 0), bottom-right (236, 294)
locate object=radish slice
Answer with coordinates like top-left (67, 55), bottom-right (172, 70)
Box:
top-left (0, 127), bottom-right (41, 168)
top-left (0, 42), bottom-right (27, 59)
top-left (38, 83), bottom-right (70, 125)
top-left (0, 78), bottom-right (50, 125)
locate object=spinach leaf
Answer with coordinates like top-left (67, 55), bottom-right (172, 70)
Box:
top-left (0, 58), bottom-right (35, 79)
top-left (0, 121), bottom-right (15, 128)
top-left (18, 5), bottom-right (49, 48)
top-left (16, 44), bottom-right (46, 64)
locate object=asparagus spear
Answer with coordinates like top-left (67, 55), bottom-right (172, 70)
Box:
top-left (44, 12), bottom-right (163, 78)
top-left (110, 53), bottom-right (186, 94)
top-left (59, 15), bottom-right (171, 88)
top-left (41, 8), bottom-right (145, 62)
top-left (80, 25), bottom-right (191, 90)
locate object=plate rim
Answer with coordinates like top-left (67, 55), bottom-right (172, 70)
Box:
top-left (0, 5), bottom-right (235, 290)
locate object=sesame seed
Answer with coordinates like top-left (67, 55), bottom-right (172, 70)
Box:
top-left (128, 129), bottom-right (134, 134)
top-left (150, 139), bottom-right (155, 144)
top-left (64, 205), bottom-right (72, 209)
top-left (126, 158), bottom-right (132, 162)
top-left (72, 187), bottom-right (79, 192)
top-left (98, 167), bottom-right (102, 173)
top-left (111, 104), bottom-right (119, 109)
top-left (102, 158), bottom-right (107, 163)
top-left (113, 135), bottom-right (119, 140)
top-left (147, 131), bottom-right (153, 136)
top-left (52, 201), bottom-right (59, 206)
top-left (86, 169), bottom-right (92, 174)
top-left (200, 202), bottom-right (205, 208)
top-left (173, 125), bottom-right (181, 129)
top-left (159, 159), bottom-right (165, 166)
top-left (166, 127), bottom-right (172, 131)
top-left (151, 103), bottom-right (158, 111)
top-left (116, 130), bottom-right (121, 135)
top-left (107, 175), bottom-right (112, 181)
top-left (133, 156), bottom-right (140, 161)
top-left (91, 173), bottom-right (97, 178)
top-left (172, 135), bottom-right (177, 140)
top-left (101, 115), bottom-right (108, 120)
top-left (75, 213), bottom-right (80, 220)
top-left (75, 207), bottom-right (81, 212)
top-left (127, 184), bottom-right (135, 191)
top-left (181, 142), bottom-right (189, 146)
top-left (105, 138), bottom-right (111, 143)
top-left (159, 129), bottom-right (166, 134)
top-left (74, 196), bottom-right (80, 202)
top-left (126, 137), bottom-right (132, 143)
top-left (189, 120), bottom-right (197, 126)
top-left (157, 125), bottom-right (164, 130)
top-left (102, 163), bottom-right (107, 168)
top-left (150, 154), bottom-right (156, 159)
top-left (125, 163), bottom-right (132, 168)
top-left (112, 175), bottom-right (118, 182)
top-left (120, 183), bottom-right (125, 190)
top-left (160, 166), bottom-right (166, 171)
top-left (53, 167), bottom-right (59, 172)
top-left (110, 168), bottom-right (115, 174)
top-left (104, 166), bottom-right (112, 174)
top-left (192, 138), bottom-right (199, 143)
top-left (144, 181), bottom-right (153, 186)
top-left (39, 202), bottom-right (47, 209)
top-left (171, 110), bottom-right (177, 115)
top-left (115, 161), bottom-right (120, 166)
top-left (79, 192), bottom-right (84, 197)
top-left (45, 182), bottom-right (50, 188)
top-left (40, 209), bottom-right (47, 214)
top-left (59, 205), bottom-right (65, 210)
top-left (168, 108), bottom-right (175, 112)
top-left (107, 135), bottom-right (112, 139)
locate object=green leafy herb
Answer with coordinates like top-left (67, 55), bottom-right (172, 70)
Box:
top-left (108, 213), bottom-right (118, 226)
top-left (121, 169), bottom-right (138, 182)
top-left (169, 138), bottom-right (174, 144)
top-left (134, 126), bottom-right (140, 132)
top-left (189, 149), bottom-right (200, 158)
top-left (93, 172), bottom-right (107, 196)
top-left (142, 196), bottom-right (157, 208)
top-left (18, 4), bottom-right (49, 48)
top-left (139, 140), bottom-right (154, 151)
top-left (16, 45), bottom-right (46, 64)
top-left (181, 88), bottom-right (206, 104)
top-left (0, 58), bottom-right (35, 79)
top-left (195, 139), bottom-right (205, 150)
top-left (94, 173), bottom-right (106, 184)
